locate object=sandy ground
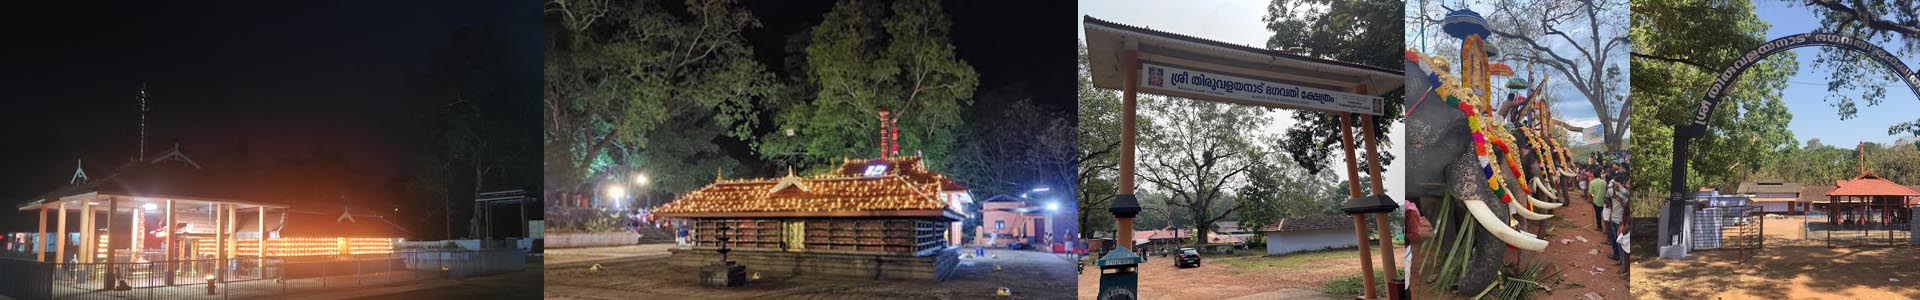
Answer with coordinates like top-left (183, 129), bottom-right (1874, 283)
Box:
top-left (1409, 189), bottom-right (1629, 299)
top-left (1076, 249), bottom-right (1359, 300)
top-left (1633, 217), bottom-right (1920, 300)
top-left (544, 248), bottom-right (1075, 300)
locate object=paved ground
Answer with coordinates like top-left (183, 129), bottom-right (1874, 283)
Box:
top-left (1077, 249), bottom-right (1354, 300)
top-left (1633, 217), bottom-right (1920, 299)
top-left (545, 243), bottom-right (674, 265)
top-left (336, 257), bottom-right (542, 300)
top-left (1409, 188), bottom-right (1628, 299)
top-left (544, 248), bottom-right (1075, 299)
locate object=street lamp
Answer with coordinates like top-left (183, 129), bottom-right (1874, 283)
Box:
top-left (1044, 201), bottom-right (1060, 248)
top-left (605, 184), bottom-right (626, 209)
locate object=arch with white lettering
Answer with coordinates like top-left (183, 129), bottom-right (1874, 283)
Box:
top-left (1665, 33), bottom-right (1920, 241)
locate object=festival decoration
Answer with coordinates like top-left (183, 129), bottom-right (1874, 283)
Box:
top-left (1409, 25), bottom-right (1565, 251)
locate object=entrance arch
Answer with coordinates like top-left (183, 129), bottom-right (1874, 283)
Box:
top-left (1663, 33), bottom-right (1920, 254)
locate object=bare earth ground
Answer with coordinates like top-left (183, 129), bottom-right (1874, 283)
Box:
top-left (1410, 190), bottom-right (1628, 299)
top-left (1633, 217), bottom-right (1920, 300)
top-left (1076, 249), bottom-right (1358, 300)
top-left (544, 248), bottom-right (1076, 300)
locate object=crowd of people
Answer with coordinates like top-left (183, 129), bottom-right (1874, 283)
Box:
top-left (1583, 152), bottom-right (1630, 272)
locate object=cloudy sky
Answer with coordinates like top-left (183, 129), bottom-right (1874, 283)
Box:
top-left (1404, 0), bottom-right (1624, 135)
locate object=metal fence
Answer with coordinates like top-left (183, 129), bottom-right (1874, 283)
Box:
top-left (1805, 211), bottom-right (1912, 247)
top-left (1691, 205), bottom-right (1763, 255)
top-left (0, 249), bottom-right (525, 300)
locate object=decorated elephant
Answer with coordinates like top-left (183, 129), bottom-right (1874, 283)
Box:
top-left (1406, 58), bottom-right (1512, 294)
top-left (1407, 9), bottom-right (1577, 296)
top-left (1405, 54), bottom-right (1563, 294)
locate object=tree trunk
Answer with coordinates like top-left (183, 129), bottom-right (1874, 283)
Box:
top-left (1189, 204), bottom-right (1211, 245)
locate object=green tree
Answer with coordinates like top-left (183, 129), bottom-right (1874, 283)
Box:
top-left (1078, 42), bottom-right (1123, 238)
top-left (757, 0), bottom-right (979, 172)
top-left (1628, 0), bottom-right (1798, 216)
top-left (1236, 150), bottom-right (1345, 235)
top-left (1137, 95), bottom-right (1268, 245)
top-left (1266, 0), bottom-right (1405, 175)
top-left (543, 0), bottom-right (774, 194)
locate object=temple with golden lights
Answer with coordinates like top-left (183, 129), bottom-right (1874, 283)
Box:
top-left (13, 143), bottom-right (409, 288)
top-left (656, 156), bottom-right (972, 281)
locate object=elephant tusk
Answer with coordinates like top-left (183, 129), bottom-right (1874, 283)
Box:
top-left (1512, 197), bottom-right (1553, 220)
top-left (1560, 168), bottom-right (1577, 177)
top-left (1529, 195), bottom-right (1563, 210)
top-left (1466, 199), bottom-right (1549, 251)
top-left (1531, 178), bottom-right (1562, 202)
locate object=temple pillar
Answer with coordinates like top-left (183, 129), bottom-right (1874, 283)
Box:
top-left (257, 207), bottom-right (266, 277)
top-left (56, 201), bottom-right (67, 265)
top-left (227, 204), bottom-right (237, 265)
top-left (1362, 112), bottom-right (1399, 300)
top-left (163, 199), bottom-right (174, 286)
top-left (132, 201), bottom-right (143, 258)
top-left (82, 200), bottom-right (95, 264)
top-left (103, 197), bottom-right (118, 291)
top-left (214, 203), bottom-right (225, 281)
top-left (1337, 112), bottom-right (1376, 299)
top-left (37, 204), bottom-right (47, 262)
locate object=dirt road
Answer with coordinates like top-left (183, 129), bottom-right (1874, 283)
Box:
top-left (1410, 189), bottom-right (1629, 299)
top-left (1633, 217), bottom-right (1920, 299)
top-left (1076, 249), bottom-right (1356, 300)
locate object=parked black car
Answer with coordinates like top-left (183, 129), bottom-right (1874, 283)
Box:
top-left (1175, 248), bottom-right (1201, 268)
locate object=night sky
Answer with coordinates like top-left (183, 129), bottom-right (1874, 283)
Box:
top-left (732, 0), bottom-right (1080, 169)
top-left (743, 0), bottom-right (1077, 111)
top-left (0, 1), bottom-right (541, 231)
top-left (735, 0), bottom-right (1080, 238)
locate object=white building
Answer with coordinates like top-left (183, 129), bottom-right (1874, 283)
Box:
top-left (1258, 215), bottom-right (1359, 255)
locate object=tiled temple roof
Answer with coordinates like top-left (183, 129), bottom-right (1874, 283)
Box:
top-left (656, 156), bottom-right (965, 220)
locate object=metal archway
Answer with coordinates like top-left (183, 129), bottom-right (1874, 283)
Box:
top-left (1662, 33), bottom-right (1920, 255)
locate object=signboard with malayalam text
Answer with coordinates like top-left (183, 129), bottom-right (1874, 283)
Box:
top-left (1140, 62), bottom-right (1382, 115)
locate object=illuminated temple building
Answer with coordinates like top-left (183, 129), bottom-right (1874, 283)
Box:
top-left (656, 156), bottom-right (972, 281)
top-left (14, 144), bottom-right (408, 283)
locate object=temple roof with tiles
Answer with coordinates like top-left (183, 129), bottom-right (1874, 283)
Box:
top-left (656, 156), bottom-right (967, 220)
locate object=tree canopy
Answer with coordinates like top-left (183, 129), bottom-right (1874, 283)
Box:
top-left (1628, 0), bottom-right (1798, 216)
top-left (1267, 0), bottom-right (1405, 174)
top-left (542, 0), bottom-right (774, 194)
top-left (755, 0), bottom-right (979, 173)
top-left (1782, 0), bottom-right (1920, 136)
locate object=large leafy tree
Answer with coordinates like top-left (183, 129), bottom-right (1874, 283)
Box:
top-left (418, 26), bottom-right (543, 239)
top-left (1137, 95), bottom-right (1269, 244)
top-left (757, 0), bottom-right (978, 172)
top-left (1266, 0), bottom-right (1405, 175)
top-left (1077, 43), bottom-right (1122, 237)
top-left (941, 93), bottom-right (1078, 242)
top-left (1235, 150), bottom-right (1345, 238)
top-left (543, 0), bottom-right (774, 194)
top-left (1628, 0), bottom-right (1798, 216)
